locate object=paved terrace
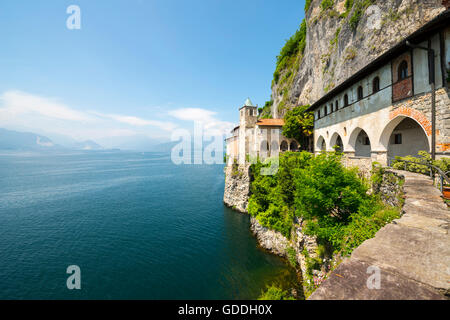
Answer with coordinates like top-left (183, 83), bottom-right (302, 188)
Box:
top-left (309, 170), bottom-right (450, 300)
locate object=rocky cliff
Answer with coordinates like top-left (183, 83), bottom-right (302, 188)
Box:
top-left (223, 164), bottom-right (251, 213)
top-left (271, 0), bottom-right (446, 118)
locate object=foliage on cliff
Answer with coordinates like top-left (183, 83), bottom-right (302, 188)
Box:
top-left (248, 152), bottom-right (401, 256)
top-left (258, 284), bottom-right (295, 300)
top-left (282, 105), bottom-right (313, 150)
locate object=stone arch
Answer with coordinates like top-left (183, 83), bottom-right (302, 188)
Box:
top-left (379, 115), bottom-right (431, 158)
top-left (290, 141), bottom-right (299, 152)
top-left (379, 108), bottom-right (432, 150)
top-left (348, 127), bottom-right (372, 157)
top-left (330, 132), bottom-right (344, 152)
top-left (280, 140), bottom-right (288, 152)
top-left (316, 136), bottom-right (326, 152)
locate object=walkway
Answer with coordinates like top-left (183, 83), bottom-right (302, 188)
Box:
top-left (309, 170), bottom-right (450, 300)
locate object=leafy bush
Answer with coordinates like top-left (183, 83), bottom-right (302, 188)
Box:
top-left (320, 0), bottom-right (334, 11)
top-left (258, 284), bottom-right (294, 300)
top-left (286, 246), bottom-right (298, 268)
top-left (259, 100), bottom-right (273, 119)
top-left (282, 105), bottom-right (313, 152)
top-left (274, 20), bottom-right (307, 85)
top-left (249, 151), bottom-right (402, 255)
top-left (348, 0), bottom-right (374, 31)
top-left (305, 0), bottom-right (313, 13)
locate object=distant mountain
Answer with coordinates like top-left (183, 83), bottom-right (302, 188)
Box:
top-left (72, 140), bottom-right (103, 151)
top-left (0, 128), bottom-right (104, 151)
top-left (0, 128), bottom-right (61, 150)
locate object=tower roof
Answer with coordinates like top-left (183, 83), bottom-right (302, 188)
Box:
top-left (244, 98), bottom-right (255, 107)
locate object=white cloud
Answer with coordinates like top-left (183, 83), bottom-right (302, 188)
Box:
top-left (0, 90), bottom-right (178, 143)
top-left (168, 107), bottom-right (234, 136)
top-left (0, 90), bottom-right (93, 122)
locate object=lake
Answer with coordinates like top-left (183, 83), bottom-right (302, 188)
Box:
top-left (0, 151), bottom-right (296, 299)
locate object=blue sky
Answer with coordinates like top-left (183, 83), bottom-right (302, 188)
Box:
top-left (0, 0), bottom-right (305, 148)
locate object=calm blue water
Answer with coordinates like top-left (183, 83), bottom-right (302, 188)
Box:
top-left (0, 151), bottom-right (296, 299)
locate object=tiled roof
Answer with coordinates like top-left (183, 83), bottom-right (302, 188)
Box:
top-left (256, 118), bottom-right (285, 126)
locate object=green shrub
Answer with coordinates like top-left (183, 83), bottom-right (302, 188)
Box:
top-left (320, 0), bottom-right (334, 11)
top-left (286, 246), bottom-right (298, 268)
top-left (258, 284), bottom-right (295, 300)
top-left (249, 151), bottom-right (404, 256)
top-left (273, 20), bottom-right (307, 84)
top-left (305, 0), bottom-right (313, 13)
top-left (282, 105), bottom-right (313, 152)
top-left (348, 0), bottom-right (374, 31)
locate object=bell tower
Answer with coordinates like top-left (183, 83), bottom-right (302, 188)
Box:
top-left (239, 98), bottom-right (258, 128)
top-left (238, 98), bottom-right (257, 164)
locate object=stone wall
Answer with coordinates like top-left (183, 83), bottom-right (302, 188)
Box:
top-left (373, 169), bottom-right (405, 207)
top-left (342, 155), bottom-right (373, 180)
top-left (223, 163), bottom-right (251, 213)
top-left (250, 216), bottom-right (319, 289)
top-left (391, 88), bottom-right (450, 153)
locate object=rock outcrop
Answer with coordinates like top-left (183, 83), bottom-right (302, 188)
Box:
top-left (223, 164), bottom-right (251, 213)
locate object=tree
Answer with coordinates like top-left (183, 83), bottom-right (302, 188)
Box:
top-left (282, 105), bottom-right (314, 151)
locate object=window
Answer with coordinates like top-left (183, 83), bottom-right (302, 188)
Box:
top-left (330, 104), bottom-right (334, 113)
top-left (357, 86), bottom-right (363, 100)
top-left (335, 100), bottom-right (339, 111)
top-left (363, 137), bottom-right (370, 145)
top-left (324, 105), bottom-right (328, 116)
top-left (344, 94), bottom-right (349, 107)
top-left (318, 110), bottom-right (321, 119)
top-left (394, 134), bottom-right (402, 145)
top-left (373, 77), bottom-right (380, 93)
top-left (398, 60), bottom-right (408, 81)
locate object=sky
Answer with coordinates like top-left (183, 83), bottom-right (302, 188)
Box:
top-left (0, 0), bottom-right (306, 148)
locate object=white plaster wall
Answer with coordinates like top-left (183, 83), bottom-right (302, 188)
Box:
top-left (413, 34), bottom-right (444, 94)
top-left (388, 127), bottom-right (430, 158)
top-left (315, 64), bottom-right (392, 130)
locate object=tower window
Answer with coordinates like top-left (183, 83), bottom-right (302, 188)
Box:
top-left (398, 60), bottom-right (408, 81)
top-left (394, 134), bottom-right (402, 145)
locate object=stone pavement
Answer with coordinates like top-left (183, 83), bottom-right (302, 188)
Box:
top-left (309, 170), bottom-right (450, 300)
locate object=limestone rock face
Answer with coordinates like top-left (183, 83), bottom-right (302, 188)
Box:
top-left (271, 0), bottom-right (446, 117)
top-left (223, 164), bottom-right (251, 213)
top-left (250, 216), bottom-right (290, 257)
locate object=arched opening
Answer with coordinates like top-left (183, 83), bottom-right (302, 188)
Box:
top-left (357, 86), bottom-right (363, 101)
top-left (330, 133), bottom-right (344, 153)
top-left (316, 136), bottom-right (326, 152)
top-left (386, 118), bottom-right (430, 158)
top-left (373, 77), bottom-right (380, 93)
top-left (344, 94), bottom-right (349, 107)
top-left (280, 140), bottom-right (288, 152)
top-left (398, 60), bottom-right (408, 81)
top-left (335, 100), bottom-right (339, 111)
top-left (349, 128), bottom-right (371, 157)
top-left (290, 141), bottom-right (299, 152)
top-left (335, 136), bottom-right (343, 153)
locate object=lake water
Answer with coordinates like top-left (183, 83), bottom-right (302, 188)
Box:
top-left (0, 151), bottom-right (296, 299)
